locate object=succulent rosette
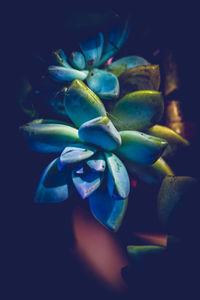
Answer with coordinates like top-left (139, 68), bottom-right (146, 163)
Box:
top-left (20, 76), bottom-right (176, 231)
top-left (48, 19), bottom-right (134, 100)
top-left (42, 19), bottom-right (152, 116)
top-left (19, 18), bottom-right (191, 233)
top-left (36, 23), bottom-right (189, 163)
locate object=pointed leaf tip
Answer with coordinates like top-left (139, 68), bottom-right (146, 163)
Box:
top-left (79, 32), bottom-right (104, 68)
top-left (115, 130), bottom-right (167, 165)
top-left (35, 158), bottom-right (71, 203)
top-left (78, 116), bottom-right (121, 151)
top-left (20, 121), bottom-right (80, 153)
top-left (89, 187), bottom-right (128, 231)
top-left (64, 79), bottom-right (106, 128)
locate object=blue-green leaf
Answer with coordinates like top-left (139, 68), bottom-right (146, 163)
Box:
top-left (104, 152), bottom-right (130, 200)
top-left (98, 19), bottom-right (131, 66)
top-left (20, 122), bottom-right (80, 153)
top-left (64, 79), bottom-right (106, 128)
top-left (79, 32), bottom-right (104, 68)
top-left (58, 144), bottom-right (96, 169)
top-left (48, 66), bottom-right (89, 82)
top-left (35, 158), bottom-right (71, 203)
top-left (69, 51), bottom-right (86, 70)
top-left (115, 131), bottom-right (167, 165)
top-left (78, 116), bottom-right (121, 151)
top-left (86, 153), bottom-right (106, 172)
top-left (89, 186), bottom-right (128, 231)
top-left (86, 69), bottom-right (119, 100)
top-left (72, 163), bottom-right (104, 199)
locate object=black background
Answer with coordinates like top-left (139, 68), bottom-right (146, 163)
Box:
top-left (3, 2), bottom-right (200, 299)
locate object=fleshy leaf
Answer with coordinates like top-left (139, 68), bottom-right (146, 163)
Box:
top-left (79, 32), bottom-right (104, 68)
top-left (104, 152), bottom-right (130, 200)
top-left (127, 245), bottom-right (165, 265)
top-left (119, 65), bottom-right (160, 97)
top-left (64, 79), bottom-right (106, 128)
top-left (29, 119), bottom-right (75, 127)
top-left (20, 122), bottom-right (81, 153)
top-left (88, 186), bottom-right (128, 231)
top-left (106, 56), bottom-right (149, 77)
top-left (58, 144), bottom-right (96, 169)
top-left (48, 66), bottom-right (89, 82)
top-left (98, 19), bottom-right (131, 66)
top-left (158, 176), bottom-right (198, 228)
top-left (124, 157), bottom-right (174, 184)
top-left (110, 90), bottom-right (164, 131)
top-left (146, 125), bottom-right (190, 159)
top-left (86, 69), bottom-right (119, 100)
top-left (72, 163), bottom-right (104, 199)
top-left (78, 116), bottom-right (121, 151)
top-left (52, 49), bottom-right (71, 68)
top-left (35, 158), bottom-right (71, 203)
top-left (115, 131), bottom-right (167, 165)
top-left (69, 51), bottom-right (86, 70)
top-left (86, 152), bottom-right (106, 172)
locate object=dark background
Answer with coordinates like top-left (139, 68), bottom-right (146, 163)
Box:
top-left (4, 2), bottom-right (200, 299)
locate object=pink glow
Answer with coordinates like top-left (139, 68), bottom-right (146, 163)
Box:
top-left (104, 57), bottom-right (114, 66)
top-left (153, 49), bottom-right (160, 56)
top-left (130, 177), bottom-right (137, 188)
top-left (133, 232), bottom-right (168, 247)
top-left (72, 206), bottom-right (129, 293)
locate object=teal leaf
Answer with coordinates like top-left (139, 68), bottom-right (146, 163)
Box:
top-left (29, 119), bottom-right (75, 127)
top-left (79, 32), bottom-right (104, 68)
top-left (48, 66), bottom-right (89, 82)
top-left (58, 144), bottom-right (96, 169)
top-left (115, 131), bottom-right (167, 165)
top-left (72, 163), bottom-right (104, 199)
top-left (104, 152), bottom-right (130, 200)
top-left (86, 152), bottom-right (106, 172)
top-left (106, 56), bottom-right (149, 77)
top-left (88, 186), bottom-right (128, 231)
top-left (20, 122), bottom-right (81, 153)
top-left (86, 69), bottom-right (119, 100)
top-left (98, 19), bottom-right (131, 66)
top-left (78, 116), bottom-right (121, 151)
top-left (35, 158), bottom-right (71, 203)
top-left (69, 51), bottom-right (86, 70)
top-left (64, 79), bottom-right (106, 128)
top-left (51, 49), bottom-right (71, 68)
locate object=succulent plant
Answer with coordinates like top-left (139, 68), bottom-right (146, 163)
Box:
top-left (19, 17), bottom-right (191, 234)
top-left (20, 77), bottom-right (174, 231)
top-left (46, 19), bottom-right (150, 111)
